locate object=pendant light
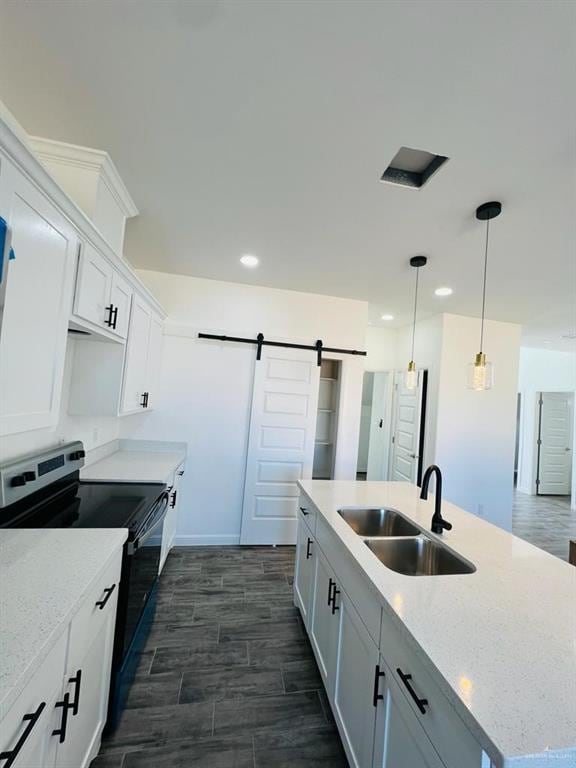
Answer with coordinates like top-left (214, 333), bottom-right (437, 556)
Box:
top-left (467, 201), bottom-right (502, 390)
top-left (405, 255), bottom-right (427, 390)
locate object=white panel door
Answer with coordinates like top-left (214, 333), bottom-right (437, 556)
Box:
top-left (73, 241), bottom-right (113, 329)
top-left (0, 155), bottom-right (77, 436)
top-left (538, 392), bottom-right (574, 495)
top-left (240, 347), bottom-right (320, 544)
top-left (389, 371), bottom-right (423, 483)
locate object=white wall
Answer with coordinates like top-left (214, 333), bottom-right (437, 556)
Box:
top-left (516, 347), bottom-right (576, 496)
top-left (434, 314), bottom-right (521, 531)
top-left (122, 270), bottom-right (368, 544)
top-left (0, 337), bottom-right (121, 462)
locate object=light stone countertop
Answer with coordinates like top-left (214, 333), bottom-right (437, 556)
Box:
top-left (81, 439), bottom-right (186, 485)
top-left (0, 529), bottom-right (127, 716)
top-left (298, 480), bottom-right (576, 768)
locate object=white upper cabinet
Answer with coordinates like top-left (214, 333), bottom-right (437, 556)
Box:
top-left (120, 295), bottom-right (163, 415)
top-left (73, 241), bottom-right (132, 340)
top-left (144, 312), bottom-right (163, 410)
top-left (0, 155), bottom-right (77, 436)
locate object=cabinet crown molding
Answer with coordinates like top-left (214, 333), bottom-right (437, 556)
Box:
top-left (29, 136), bottom-right (139, 218)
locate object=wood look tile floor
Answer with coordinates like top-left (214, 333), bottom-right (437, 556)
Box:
top-left (512, 491), bottom-right (575, 562)
top-left (94, 546), bottom-right (348, 768)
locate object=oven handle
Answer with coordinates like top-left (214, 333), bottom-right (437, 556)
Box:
top-left (130, 492), bottom-right (169, 552)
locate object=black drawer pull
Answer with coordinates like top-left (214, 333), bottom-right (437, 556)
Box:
top-left (170, 490), bottom-right (177, 508)
top-left (396, 668), bottom-right (429, 714)
top-left (299, 506), bottom-right (309, 516)
top-left (372, 664), bottom-right (385, 707)
top-left (52, 692), bottom-right (71, 744)
top-left (0, 702), bottom-right (46, 767)
top-left (95, 584), bottom-right (116, 610)
top-left (68, 669), bottom-right (82, 716)
top-left (306, 537), bottom-right (313, 559)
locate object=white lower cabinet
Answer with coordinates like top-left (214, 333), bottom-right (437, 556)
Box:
top-left (0, 551), bottom-right (122, 768)
top-left (294, 518), bottom-right (315, 627)
top-left (333, 592), bottom-right (379, 768)
top-left (373, 667), bottom-right (444, 768)
top-left (295, 514), bottom-right (487, 768)
top-left (309, 549), bottom-right (339, 693)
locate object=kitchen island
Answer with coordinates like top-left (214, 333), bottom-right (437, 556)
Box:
top-left (295, 480), bottom-right (576, 768)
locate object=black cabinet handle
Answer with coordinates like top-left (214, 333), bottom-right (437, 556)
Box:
top-left (306, 537), bottom-right (313, 559)
top-left (140, 392), bottom-right (149, 408)
top-left (95, 584), bottom-right (116, 610)
top-left (104, 304), bottom-right (115, 327)
top-left (68, 669), bottom-right (82, 716)
top-left (396, 668), bottom-right (429, 714)
top-left (327, 577), bottom-right (335, 606)
top-left (52, 693), bottom-right (71, 744)
top-left (331, 585), bottom-right (340, 614)
top-left (299, 506), bottom-right (309, 516)
top-left (177, 470), bottom-right (185, 476)
top-left (111, 305), bottom-right (118, 330)
top-left (372, 664), bottom-right (385, 707)
top-left (0, 702), bottom-right (46, 767)
top-left (170, 490), bottom-right (177, 508)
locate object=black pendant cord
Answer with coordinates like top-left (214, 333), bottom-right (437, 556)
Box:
top-left (479, 218), bottom-right (490, 354)
top-left (410, 266), bottom-right (420, 361)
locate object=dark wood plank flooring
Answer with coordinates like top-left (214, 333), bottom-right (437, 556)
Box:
top-left (94, 546), bottom-right (348, 768)
top-left (512, 491), bottom-right (575, 561)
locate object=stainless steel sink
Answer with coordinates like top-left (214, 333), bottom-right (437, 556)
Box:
top-left (338, 507), bottom-right (421, 538)
top-left (365, 537), bottom-right (476, 576)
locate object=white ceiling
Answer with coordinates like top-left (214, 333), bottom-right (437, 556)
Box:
top-left (0, 0), bottom-right (574, 350)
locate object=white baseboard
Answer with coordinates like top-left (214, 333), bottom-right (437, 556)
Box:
top-left (174, 534), bottom-right (241, 546)
top-left (515, 485), bottom-right (534, 496)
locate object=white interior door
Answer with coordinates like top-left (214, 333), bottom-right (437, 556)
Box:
top-left (389, 371), bottom-right (423, 483)
top-left (366, 372), bottom-right (391, 481)
top-left (538, 392), bottom-right (574, 495)
top-left (240, 347), bottom-right (320, 544)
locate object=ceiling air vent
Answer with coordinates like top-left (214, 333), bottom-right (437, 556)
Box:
top-left (380, 146), bottom-right (448, 189)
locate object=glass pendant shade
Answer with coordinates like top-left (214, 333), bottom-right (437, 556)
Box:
top-left (466, 352), bottom-right (493, 391)
top-left (404, 360), bottom-right (419, 390)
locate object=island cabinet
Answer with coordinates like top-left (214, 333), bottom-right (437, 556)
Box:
top-left (0, 550), bottom-right (122, 768)
top-left (295, 494), bottom-right (487, 768)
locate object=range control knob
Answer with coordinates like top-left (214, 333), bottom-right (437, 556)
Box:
top-left (69, 450), bottom-right (86, 461)
top-left (23, 471), bottom-right (37, 482)
top-left (11, 475), bottom-right (26, 487)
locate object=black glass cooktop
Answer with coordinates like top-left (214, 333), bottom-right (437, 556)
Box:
top-left (0, 479), bottom-right (166, 533)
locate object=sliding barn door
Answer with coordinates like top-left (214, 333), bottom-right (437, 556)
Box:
top-left (240, 348), bottom-right (320, 545)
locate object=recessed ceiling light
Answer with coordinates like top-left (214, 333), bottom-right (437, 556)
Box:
top-left (240, 254), bottom-right (259, 268)
top-left (434, 287), bottom-right (453, 297)
top-left (381, 314), bottom-right (394, 321)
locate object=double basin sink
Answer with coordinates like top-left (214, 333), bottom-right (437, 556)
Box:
top-left (338, 507), bottom-right (475, 576)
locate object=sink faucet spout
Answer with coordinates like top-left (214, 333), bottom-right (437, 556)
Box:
top-left (420, 465), bottom-right (452, 535)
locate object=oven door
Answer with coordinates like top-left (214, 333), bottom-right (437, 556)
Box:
top-left (122, 492), bottom-right (168, 658)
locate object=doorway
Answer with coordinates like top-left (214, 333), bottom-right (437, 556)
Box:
top-left (356, 369), bottom-right (427, 484)
top-left (536, 391), bottom-right (574, 496)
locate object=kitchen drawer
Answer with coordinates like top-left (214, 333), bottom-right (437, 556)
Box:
top-left (0, 631), bottom-right (67, 766)
top-left (298, 493), bottom-right (317, 534)
top-left (380, 609), bottom-right (483, 768)
top-left (316, 514), bottom-right (381, 645)
top-left (67, 551), bottom-right (122, 674)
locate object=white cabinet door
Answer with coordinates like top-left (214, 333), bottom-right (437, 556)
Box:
top-left (309, 549), bottom-right (339, 695)
top-left (294, 520), bottom-right (315, 627)
top-left (121, 294), bottom-right (151, 413)
top-left (240, 347), bottom-right (320, 544)
top-left (333, 593), bottom-right (379, 768)
top-left (109, 271), bottom-right (132, 340)
top-left (159, 465), bottom-right (184, 573)
top-left (144, 312), bottom-right (163, 410)
top-left (0, 156), bottom-right (77, 436)
top-left (373, 662), bottom-right (444, 768)
top-left (73, 241), bottom-right (113, 330)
